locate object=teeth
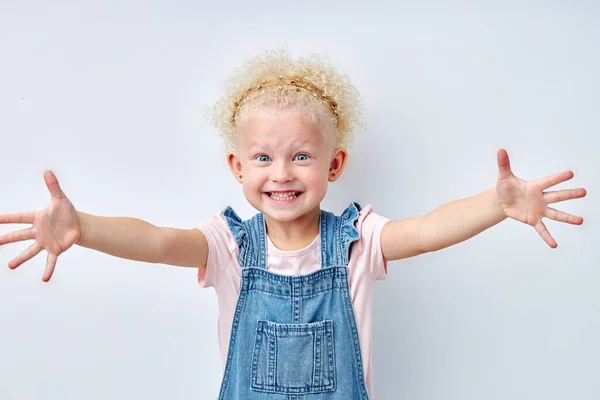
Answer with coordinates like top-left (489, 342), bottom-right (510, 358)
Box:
top-left (269, 191), bottom-right (298, 200)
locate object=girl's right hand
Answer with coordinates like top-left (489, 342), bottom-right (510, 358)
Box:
top-left (0, 171), bottom-right (81, 282)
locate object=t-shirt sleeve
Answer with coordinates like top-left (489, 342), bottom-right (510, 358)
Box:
top-left (195, 214), bottom-right (239, 288)
top-left (353, 205), bottom-right (391, 281)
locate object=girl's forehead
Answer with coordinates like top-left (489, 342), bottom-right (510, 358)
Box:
top-left (238, 111), bottom-right (325, 148)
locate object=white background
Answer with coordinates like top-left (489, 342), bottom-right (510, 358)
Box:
top-left (1, 0), bottom-right (598, 399)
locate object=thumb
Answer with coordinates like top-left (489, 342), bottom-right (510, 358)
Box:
top-left (497, 148), bottom-right (513, 180)
top-left (44, 170), bottom-right (66, 199)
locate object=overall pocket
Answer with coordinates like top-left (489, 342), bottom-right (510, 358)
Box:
top-left (250, 319), bottom-right (336, 394)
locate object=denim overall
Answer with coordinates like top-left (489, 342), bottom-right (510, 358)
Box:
top-left (217, 202), bottom-right (371, 400)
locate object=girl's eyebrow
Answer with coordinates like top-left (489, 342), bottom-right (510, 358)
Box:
top-left (246, 143), bottom-right (267, 153)
top-left (293, 139), bottom-right (318, 148)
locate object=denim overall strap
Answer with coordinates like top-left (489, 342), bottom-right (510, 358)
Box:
top-left (221, 206), bottom-right (267, 269)
top-left (320, 202), bottom-right (362, 268)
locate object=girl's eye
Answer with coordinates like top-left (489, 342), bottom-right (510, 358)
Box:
top-left (256, 155), bottom-right (271, 162)
top-left (295, 153), bottom-right (310, 161)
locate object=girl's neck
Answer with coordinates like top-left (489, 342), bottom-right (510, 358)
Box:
top-left (264, 206), bottom-right (320, 251)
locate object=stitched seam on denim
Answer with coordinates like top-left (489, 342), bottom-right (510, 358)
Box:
top-left (313, 328), bottom-right (319, 388)
top-left (326, 320), bottom-right (336, 392)
top-left (245, 290), bottom-right (290, 299)
top-left (245, 283), bottom-right (343, 298)
top-left (341, 283), bottom-right (370, 399)
top-left (243, 265), bottom-right (347, 283)
top-left (258, 213), bottom-right (267, 269)
top-left (250, 322), bottom-right (263, 387)
top-left (337, 211), bottom-right (345, 266)
top-left (217, 289), bottom-right (248, 399)
top-left (320, 210), bottom-right (329, 268)
top-left (260, 320), bottom-right (330, 333)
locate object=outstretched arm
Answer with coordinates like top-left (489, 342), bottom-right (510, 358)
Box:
top-left (381, 149), bottom-right (587, 262)
top-left (77, 212), bottom-right (208, 269)
top-left (0, 171), bottom-right (208, 281)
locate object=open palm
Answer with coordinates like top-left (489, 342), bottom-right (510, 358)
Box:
top-left (0, 171), bottom-right (80, 281)
top-left (495, 149), bottom-right (586, 248)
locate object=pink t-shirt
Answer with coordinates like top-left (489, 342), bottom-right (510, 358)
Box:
top-left (196, 205), bottom-right (389, 398)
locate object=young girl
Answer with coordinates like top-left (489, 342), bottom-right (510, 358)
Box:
top-left (1, 49), bottom-right (587, 399)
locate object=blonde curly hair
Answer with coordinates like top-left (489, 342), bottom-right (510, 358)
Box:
top-left (209, 48), bottom-right (366, 153)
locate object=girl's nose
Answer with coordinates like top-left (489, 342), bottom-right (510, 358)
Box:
top-left (270, 161), bottom-right (293, 182)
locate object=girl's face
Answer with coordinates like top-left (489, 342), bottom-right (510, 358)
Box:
top-left (228, 107), bottom-right (346, 224)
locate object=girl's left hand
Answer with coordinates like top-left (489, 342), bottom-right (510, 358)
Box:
top-left (495, 148), bottom-right (587, 248)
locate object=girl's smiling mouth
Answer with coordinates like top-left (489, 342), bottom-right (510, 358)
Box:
top-left (265, 191), bottom-right (302, 201)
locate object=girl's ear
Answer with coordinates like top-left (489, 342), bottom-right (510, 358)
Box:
top-left (227, 152), bottom-right (244, 183)
top-left (328, 147), bottom-right (348, 182)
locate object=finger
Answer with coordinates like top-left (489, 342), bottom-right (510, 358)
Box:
top-left (534, 220), bottom-right (557, 248)
top-left (0, 227), bottom-right (35, 245)
top-left (8, 242), bottom-right (42, 269)
top-left (545, 207), bottom-right (584, 225)
top-left (44, 170), bottom-right (66, 199)
top-left (496, 148), bottom-right (513, 180)
top-left (544, 188), bottom-right (587, 204)
top-left (0, 212), bottom-right (36, 225)
top-left (43, 252), bottom-right (58, 282)
top-left (534, 170), bottom-right (575, 191)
